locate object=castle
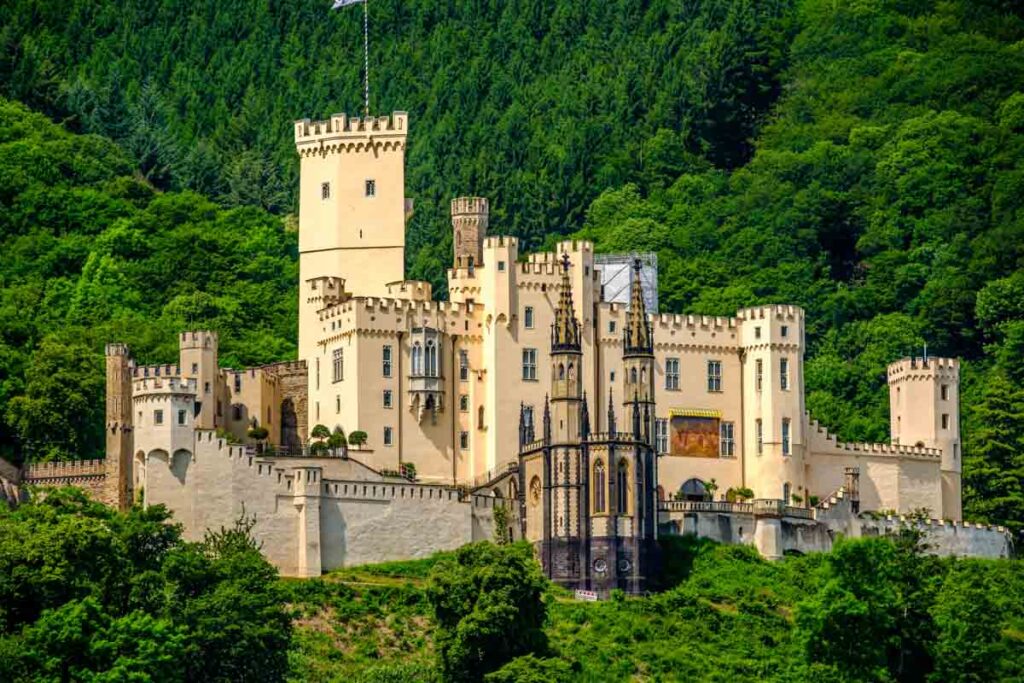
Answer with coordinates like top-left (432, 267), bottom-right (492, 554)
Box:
top-left (6, 110), bottom-right (1011, 587)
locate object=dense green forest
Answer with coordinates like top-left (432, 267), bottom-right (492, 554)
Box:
top-left (0, 0), bottom-right (1023, 530)
top-left (4, 495), bottom-right (1023, 682)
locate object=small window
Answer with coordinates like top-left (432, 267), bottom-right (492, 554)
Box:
top-left (756, 419), bottom-right (763, 455)
top-left (460, 394), bottom-right (469, 412)
top-left (204, 381), bottom-right (210, 394)
top-left (460, 431), bottom-right (469, 450)
top-left (191, 363), bottom-right (198, 374)
top-left (383, 345), bottom-right (393, 377)
top-left (720, 422), bottom-right (735, 457)
top-left (478, 405), bottom-right (485, 429)
top-left (232, 405), bottom-right (242, 421)
top-left (782, 418), bottom-right (791, 455)
top-left (459, 350), bottom-right (469, 381)
top-left (665, 358), bottom-right (680, 390)
top-left (336, 396), bottom-right (340, 413)
top-left (524, 306), bottom-right (534, 329)
top-left (365, 179), bottom-right (376, 197)
top-left (942, 413), bottom-right (950, 429)
top-left (707, 360), bottom-right (722, 392)
top-left (755, 326), bottom-right (761, 339)
top-left (383, 389), bottom-right (393, 408)
top-left (941, 384), bottom-right (949, 401)
top-left (217, 400), bottom-right (222, 417)
top-left (333, 348), bottom-right (344, 383)
top-left (781, 325), bottom-right (789, 338)
top-left (383, 426), bottom-right (393, 446)
top-left (497, 261), bottom-right (506, 272)
top-left (609, 321), bottom-right (616, 333)
top-left (655, 419), bottom-right (668, 454)
top-left (610, 370), bottom-right (616, 383)
top-left (234, 374), bottom-right (241, 393)
top-left (780, 357), bottom-right (790, 391)
top-left (321, 182), bottom-right (330, 200)
top-left (154, 409), bottom-right (164, 425)
top-left (616, 460), bottom-right (629, 514)
top-left (522, 348), bottom-right (538, 381)
top-left (756, 359), bottom-right (764, 392)
top-left (177, 410), bottom-right (187, 425)
top-left (593, 459), bottom-right (606, 513)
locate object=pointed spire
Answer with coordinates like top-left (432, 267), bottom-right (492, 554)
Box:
top-left (623, 257), bottom-right (653, 356)
top-left (580, 391), bottom-right (591, 440)
top-left (607, 387), bottom-right (616, 434)
top-left (518, 401), bottom-right (527, 448)
top-left (543, 394), bottom-right (552, 443)
top-left (551, 252), bottom-right (581, 352)
top-left (643, 401), bottom-right (651, 443)
top-left (632, 390), bottom-right (641, 439)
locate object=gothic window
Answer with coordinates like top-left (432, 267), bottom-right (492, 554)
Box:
top-left (321, 182), bottom-right (330, 200)
top-left (524, 406), bottom-right (534, 431)
top-left (412, 343), bottom-right (423, 376)
top-left (524, 306), bottom-right (534, 329)
top-left (782, 418), bottom-right (791, 455)
top-left (630, 367), bottom-right (637, 384)
top-left (756, 419), bottom-right (763, 455)
top-left (365, 179), bottom-right (375, 197)
top-left (640, 367), bottom-right (646, 384)
top-left (783, 482), bottom-right (792, 503)
top-left (332, 348), bottom-right (343, 383)
top-left (655, 418), bottom-right (668, 454)
top-left (720, 422), bottom-right (735, 457)
top-left (558, 363), bottom-right (565, 380)
top-left (616, 460), bottom-right (629, 514)
top-left (382, 345), bottom-right (392, 377)
top-left (522, 349), bottom-right (537, 381)
top-left (707, 360), bottom-right (722, 392)
top-left (425, 340), bottom-right (438, 376)
top-left (756, 359), bottom-right (764, 392)
top-left (593, 459), bottom-right (606, 513)
top-left (568, 363), bottom-right (575, 381)
top-left (780, 357), bottom-right (790, 391)
top-left (665, 358), bottom-right (680, 390)
top-left (459, 350), bottom-right (469, 381)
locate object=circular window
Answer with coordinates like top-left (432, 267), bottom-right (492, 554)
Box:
top-left (593, 558), bottom-right (608, 573)
top-left (618, 558), bottom-right (632, 573)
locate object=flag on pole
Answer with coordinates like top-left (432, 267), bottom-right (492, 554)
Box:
top-left (332, 0), bottom-right (363, 8)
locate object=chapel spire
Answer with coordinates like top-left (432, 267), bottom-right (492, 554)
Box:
top-left (623, 257), bottom-right (652, 356)
top-left (551, 252), bottom-right (581, 352)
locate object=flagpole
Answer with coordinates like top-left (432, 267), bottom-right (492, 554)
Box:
top-left (363, 0), bottom-right (370, 117)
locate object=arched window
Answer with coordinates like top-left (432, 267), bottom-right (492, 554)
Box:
top-left (568, 363), bottom-right (575, 381)
top-left (425, 340), bottom-right (437, 376)
top-left (680, 478), bottom-right (709, 502)
top-left (617, 459), bottom-right (629, 514)
top-left (640, 367), bottom-right (646, 384)
top-left (593, 459), bottom-right (606, 513)
top-left (783, 482), bottom-right (791, 504)
top-left (558, 363), bottom-right (565, 380)
top-left (412, 343), bottom-right (423, 375)
top-left (630, 368), bottom-right (638, 383)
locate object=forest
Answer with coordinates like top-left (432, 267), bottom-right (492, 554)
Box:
top-left (0, 0), bottom-right (1023, 531)
top-left (3, 494), bottom-right (1023, 682)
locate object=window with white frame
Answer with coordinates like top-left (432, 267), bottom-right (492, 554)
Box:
top-left (332, 348), bottom-right (343, 383)
top-left (782, 418), bottom-right (791, 455)
top-left (459, 350), bottom-right (469, 381)
top-left (154, 409), bottom-right (164, 425)
top-left (412, 343), bottom-right (423, 375)
top-left (382, 345), bottom-right (392, 377)
top-left (383, 426), bottom-right (393, 446)
top-left (707, 360), bottom-right (722, 392)
top-left (665, 358), bottom-right (680, 390)
top-left (756, 359), bottom-right (763, 392)
top-left (655, 418), bottom-right (668, 454)
top-left (383, 390), bottom-right (393, 408)
top-left (524, 306), bottom-right (534, 329)
top-left (756, 419), bottom-right (763, 455)
top-left (780, 357), bottom-right (790, 391)
top-left (522, 348), bottom-right (537, 381)
top-left (720, 422), bottom-right (735, 457)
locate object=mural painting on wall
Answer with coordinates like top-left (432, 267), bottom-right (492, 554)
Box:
top-left (670, 415), bottom-right (720, 458)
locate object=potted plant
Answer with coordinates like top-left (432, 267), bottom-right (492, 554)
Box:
top-left (328, 427), bottom-right (347, 457)
top-left (348, 430), bottom-right (368, 449)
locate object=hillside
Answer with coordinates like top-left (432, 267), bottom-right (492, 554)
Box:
top-left (0, 0), bottom-right (1022, 530)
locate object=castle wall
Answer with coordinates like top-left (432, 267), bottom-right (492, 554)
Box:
top-left (22, 460), bottom-right (108, 503)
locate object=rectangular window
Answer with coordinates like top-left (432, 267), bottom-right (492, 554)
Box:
top-left (781, 325), bottom-right (789, 338)
top-left (154, 409), bottom-right (164, 425)
top-left (217, 401), bottom-right (222, 417)
top-left (665, 358), bottom-right (680, 390)
top-left (177, 410), bottom-right (186, 425)
top-left (234, 374), bottom-right (241, 393)
top-left (524, 306), bottom-right (534, 329)
top-left (191, 362), bottom-right (199, 374)
top-left (609, 321), bottom-right (616, 333)
top-left (459, 350), bottom-right (469, 381)
top-left (383, 390), bottom-right (393, 408)
top-left (780, 357), bottom-right (790, 391)
top-left (232, 405), bottom-right (242, 421)
top-left (782, 418), bottom-right (791, 455)
top-left (610, 370), bottom-right (616, 383)
top-left (460, 431), bottom-right (469, 450)
top-left (941, 384), bottom-right (949, 401)
top-left (321, 182), bottom-right (330, 200)
top-left (365, 179), bottom-right (375, 197)
top-left (756, 419), bottom-right (763, 455)
top-left (756, 359), bottom-right (764, 392)
top-left (460, 394), bottom-right (469, 412)
top-left (707, 360), bottom-right (722, 392)
top-left (383, 426), bottom-right (393, 446)
top-left (755, 326), bottom-right (761, 339)
top-left (498, 260), bottom-right (506, 271)
top-left (382, 345), bottom-right (393, 377)
top-left (522, 348), bottom-right (537, 381)
top-left (336, 396), bottom-right (340, 413)
top-left (204, 381), bottom-right (210, 394)
top-left (332, 348), bottom-right (343, 383)
top-left (655, 418), bottom-right (668, 454)
top-left (942, 413), bottom-right (950, 429)
top-left (720, 422), bottom-right (735, 457)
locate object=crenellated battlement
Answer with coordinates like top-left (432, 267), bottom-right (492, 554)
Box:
top-left (451, 196), bottom-right (489, 217)
top-left (105, 343), bottom-right (131, 358)
top-left (133, 377), bottom-right (197, 397)
top-left (483, 235), bottom-right (517, 250)
top-left (133, 364), bottom-right (180, 379)
top-left (887, 357), bottom-right (959, 383)
top-left (808, 413), bottom-right (942, 459)
top-left (179, 330), bottom-right (218, 351)
top-left (294, 112), bottom-right (408, 142)
top-left (24, 459), bottom-right (106, 481)
top-left (737, 304), bottom-right (804, 321)
top-left (385, 279), bottom-right (432, 301)
top-left (653, 312), bottom-right (739, 331)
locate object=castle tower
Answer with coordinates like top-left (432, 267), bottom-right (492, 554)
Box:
top-left (294, 112), bottom-right (411, 363)
top-left (452, 197), bottom-right (488, 269)
top-left (104, 343), bottom-right (134, 510)
top-left (621, 258), bottom-right (655, 444)
top-left (888, 357), bottom-right (961, 520)
top-left (179, 331), bottom-right (219, 430)
top-left (551, 253), bottom-right (583, 441)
